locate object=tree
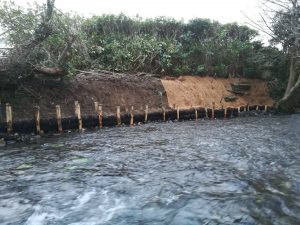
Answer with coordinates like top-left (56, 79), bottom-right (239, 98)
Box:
top-left (0, 0), bottom-right (89, 85)
top-left (272, 0), bottom-right (300, 112)
top-left (255, 0), bottom-right (300, 112)
top-left (0, 1), bottom-right (272, 88)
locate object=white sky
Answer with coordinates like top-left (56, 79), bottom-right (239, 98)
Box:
top-left (14, 0), bottom-right (262, 24)
top-left (1, 0), bottom-right (268, 47)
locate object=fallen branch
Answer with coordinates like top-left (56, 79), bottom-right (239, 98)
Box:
top-left (34, 66), bottom-right (65, 76)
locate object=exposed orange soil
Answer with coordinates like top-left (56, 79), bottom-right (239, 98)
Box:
top-left (161, 76), bottom-right (274, 109)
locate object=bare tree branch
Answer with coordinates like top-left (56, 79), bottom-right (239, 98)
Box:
top-left (264, 0), bottom-right (290, 10)
top-left (241, 11), bottom-right (278, 40)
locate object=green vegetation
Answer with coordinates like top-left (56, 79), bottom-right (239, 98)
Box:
top-left (84, 15), bottom-right (261, 77)
top-left (0, 0), bottom-right (293, 104)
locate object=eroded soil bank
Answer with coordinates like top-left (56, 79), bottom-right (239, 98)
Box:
top-left (0, 72), bottom-right (167, 121)
top-left (161, 76), bottom-right (274, 109)
top-left (0, 73), bottom-right (273, 122)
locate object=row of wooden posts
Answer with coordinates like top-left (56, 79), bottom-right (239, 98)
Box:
top-left (3, 102), bottom-right (269, 134)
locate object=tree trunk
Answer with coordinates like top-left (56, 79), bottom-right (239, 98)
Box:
top-left (284, 57), bottom-right (298, 97)
top-left (277, 70), bottom-right (300, 112)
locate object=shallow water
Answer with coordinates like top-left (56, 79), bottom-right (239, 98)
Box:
top-left (0, 115), bottom-right (300, 225)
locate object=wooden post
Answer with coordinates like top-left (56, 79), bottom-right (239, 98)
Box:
top-left (212, 102), bottom-right (215, 119)
top-left (34, 106), bottom-right (41, 134)
top-left (98, 105), bottom-right (103, 128)
top-left (116, 106), bottom-right (121, 126)
top-left (247, 104), bottom-right (250, 112)
top-left (177, 107), bottom-right (180, 121)
top-left (224, 108), bottom-right (227, 118)
top-left (238, 107), bottom-right (240, 115)
top-left (5, 103), bottom-right (12, 134)
top-left (144, 105), bottom-right (148, 122)
top-left (256, 105), bottom-right (259, 111)
top-left (264, 105), bottom-right (268, 113)
top-left (195, 108), bottom-right (198, 121)
top-left (205, 108), bottom-right (208, 119)
top-left (75, 101), bottom-right (82, 130)
top-left (162, 107), bottom-right (166, 122)
top-left (130, 106), bottom-right (134, 126)
top-left (94, 102), bottom-right (99, 114)
top-left (244, 105), bottom-right (247, 112)
top-left (56, 105), bottom-right (63, 132)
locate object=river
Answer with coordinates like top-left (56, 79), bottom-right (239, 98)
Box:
top-left (0, 115), bottom-right (300, 225)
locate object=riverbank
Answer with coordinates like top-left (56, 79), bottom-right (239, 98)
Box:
top-left (0, 105), bottom-right (274, 146)
top-left (0, 72), bottom-right (273, 119)
top-left (0, 72), bottom-right (274, 136)
top-left (0, 71), bottom-right (168, 121)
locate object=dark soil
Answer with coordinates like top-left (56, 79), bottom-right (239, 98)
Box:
top-left (0, 71), bottom-right (168, 122)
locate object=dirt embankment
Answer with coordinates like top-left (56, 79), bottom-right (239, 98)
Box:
top-left (0, 73), bottom-right (273, 121)
top-left (161, 76), bottom-right (274, 109)
top-left (1, 72), bottom-right (167, 121)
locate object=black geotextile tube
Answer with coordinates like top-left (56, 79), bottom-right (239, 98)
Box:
top-left (0, 122), bottom-right (6, 133)
top-left (249, 105), bottom-right (257, 111)
top-left (121, 113), bottom-right (131, 124)
top-left (166, 109), bottom-right (177, 121)
top-left (179, 108), bottom-right (195, 120)
top-left (0, 106), bottom-right (274, 135)
top-left (148, 111), bottom-right (163, 122)
top-left (134, 113), bottom-right (145, 124)
top-left (207, 108), bottom-right (213, 118)
top-left (259, 105), bottom-right (266, 111)
top-left (214, 109), bottom-right (224, 118)
top-left (197, 108), bottom-right (207, 118)
top-left (14, 120), bottom-right (35, 133)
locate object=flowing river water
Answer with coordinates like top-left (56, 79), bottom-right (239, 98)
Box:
top-left (0, 115), bottom-right (300, 225)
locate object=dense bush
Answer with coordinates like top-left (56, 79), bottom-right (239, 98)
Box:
top-left (83, 14), bottom-right (287, 79)
top-left (0, 1), bottom-right (288, 85)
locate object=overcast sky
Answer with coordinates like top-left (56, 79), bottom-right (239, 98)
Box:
top-left (13, 0), bottom-right (262, 24)
top-left (1, 0), bottom-right (268, 47)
